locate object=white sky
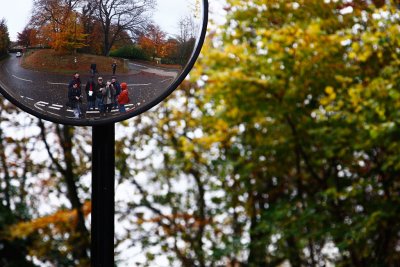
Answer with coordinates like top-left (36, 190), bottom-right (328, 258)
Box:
top-left (0, 0), bottom-right (200, 41)
top-left (0, 0), bottom-right (33, 41)
top-left (153, 0), bottom-right (198, 37)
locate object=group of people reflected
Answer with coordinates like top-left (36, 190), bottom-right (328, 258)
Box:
top-left (67, 72), bottom-right (130, 119)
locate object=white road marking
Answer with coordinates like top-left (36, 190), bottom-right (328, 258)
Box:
top-left (33, 103), bottom-right (44, 111)
top-left (129, 62), bottom-right (148, 68)
top-left (48, 106), bottom-right (61, 110)
top-left (47, 81), bottom-right (69, 85)
top-left (12, 75), bottom-right (33, 83)
top-left (37, 101), bottom-right (49, 105)
top-left (47, 111), bottom-right (61, 117)
top-left (52, 104), bottom-right (63, 108)
top-left (160, 78), bottom-right (173, 83)
top-left (129, 62), bottom-right (179, 77)
top-left (21, 96), bottom-right (34, 101)
top-left (127, 83), bottom-right (151, 86)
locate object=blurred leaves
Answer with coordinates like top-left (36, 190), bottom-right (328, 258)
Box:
top-left (2, 0), bottom-right (400, 266)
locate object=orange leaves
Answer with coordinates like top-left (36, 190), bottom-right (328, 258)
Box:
top-left (137, 24), bottom-right (183, 60)
top-left (49, 12), bottom-right (88, 52)
top-left (29, 2), bottom-right (87, 53)
top-left (138, 24), bottom-right (171, 60)
top-left (8, 201), bottom-right (91, 240)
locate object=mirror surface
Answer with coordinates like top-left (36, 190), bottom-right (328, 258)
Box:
top-left (0, 0), bottom-right (206, 125)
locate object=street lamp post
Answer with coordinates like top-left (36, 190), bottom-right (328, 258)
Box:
top-left (91, 124), bottom-right (115, 267)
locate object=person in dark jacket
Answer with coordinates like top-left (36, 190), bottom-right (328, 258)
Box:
top-left (68, 82), bottom-right (83, 118)
top-left (95, 77), bottom-right (106, 114)
top-left (85, 78), bottom-right (96, 111)
top-left (68, 72), bottom-right (81, 90)
top-left (111, 76), bottom-right (121, 109)
top-left (111, 61), bottom-right (117, 75)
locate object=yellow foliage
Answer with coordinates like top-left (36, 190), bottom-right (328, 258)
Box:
top-left (320, 86), bottom-right (337, 105)
top-left (335, 75), bottom-right (353, 84)
top-left (195, 118), bottom-right (234, 150)
top-left (351, 42), bottom-right (360, 53)
top-left (348, 84), bottom-right (364, 112)
top-left (306, 23), bottom-right (321, 36)
top-left (325, 86), bottom-right (334, 95)
top-left (374, 106), bottom-right (386, 119)
top-left (358, 48), bottom-right (373, 62)
top-left (348, 51), bottom-right (357, 60)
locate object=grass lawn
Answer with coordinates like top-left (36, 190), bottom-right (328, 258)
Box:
top-left (21, 49), bottom-right (128, 75)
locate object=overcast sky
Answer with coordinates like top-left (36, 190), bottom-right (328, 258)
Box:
top-left (0, 0), bottom-right (33, 41)
top-left (0, 0), bottom-right (200, 41)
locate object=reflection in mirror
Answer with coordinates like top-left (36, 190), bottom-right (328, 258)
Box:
top-left (0, 0), bottom-right (203, 123)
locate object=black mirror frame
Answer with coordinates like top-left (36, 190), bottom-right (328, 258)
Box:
top-left (0, 0), bottom-right (209, 126)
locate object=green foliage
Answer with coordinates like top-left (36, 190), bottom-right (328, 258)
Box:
top-left (109, 45), bottom-right (150, 61)
top-left (189, 0), bottom-right (400, 266)
top-left (116, 0), bottom-right (400, 266)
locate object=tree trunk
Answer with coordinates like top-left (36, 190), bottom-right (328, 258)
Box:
top-left (0, 128), bottom-right (11, 210)
top-left (59, 125), bottom-right (90, 263)
top-left (247, 193), bottom-right (267, 267)
top-left (39, 121), bottom-right (90, 265)
top-left (103, 19), bottom-right (111, 56)
top-left (191, 168), bottom-right (206, 267)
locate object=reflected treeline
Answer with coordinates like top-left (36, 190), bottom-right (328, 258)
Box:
top-left (0, 19), bottom-right (10, 58)
top-left (19, 0), bottom-right (156, 56)
top-left (112, 16), bottom-right (198, 66)
top-left (14, 0), bottom-right (197, 66)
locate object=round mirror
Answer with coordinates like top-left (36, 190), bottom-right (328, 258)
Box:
top-left (0, 0), bottom-right (208, 126)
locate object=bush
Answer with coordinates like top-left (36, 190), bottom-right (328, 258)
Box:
top-left (0, 53), bottom-right (9, 61)
top-left (161, 57), bottom-right (179, 65)
top-left (110, 45), bottom-right (150, 61)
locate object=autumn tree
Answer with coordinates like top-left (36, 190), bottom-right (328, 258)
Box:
top-left (94, 0), bottom-right (156, 56)
top-left (17, 27), bottom-right (35, 47)
top-left (0, 19), bottom-right (10, 56)
top-left (30, 0), bottom-right (87, 53)
top-left (163, 38), bottom-right (179, 61)
top-left (191, 0), bottom-right (400, 266)
top-left (160, 16), bottom-right (197, 65)
top-left (52, 11), bottom-right (88, 52)
top-left (0, 116), bottom-right (92, 266)
top-left (0, 97), bottom-right (46, 267)
top-left (138, 24), bottom-right (167, 60)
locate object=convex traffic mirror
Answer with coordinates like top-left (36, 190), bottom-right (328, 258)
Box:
top-left (0, 0), bottom-right (208, 126)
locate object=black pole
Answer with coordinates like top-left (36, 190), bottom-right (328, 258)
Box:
top-left (91, 124), bottom-right (115, 267)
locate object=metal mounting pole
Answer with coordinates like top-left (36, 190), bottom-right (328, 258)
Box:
top-left (91, 124), bottom-right (115, 267)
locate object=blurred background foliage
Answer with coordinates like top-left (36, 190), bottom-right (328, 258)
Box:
top-left (2, 0), bottom-right (400, 266)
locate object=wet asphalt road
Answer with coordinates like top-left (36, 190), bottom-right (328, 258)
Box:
top-left (0, 54), bottom-right (179, 121)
